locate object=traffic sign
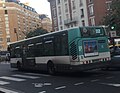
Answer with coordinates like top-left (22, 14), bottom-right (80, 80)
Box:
top-left (110, 31), bottom-right (116, 37)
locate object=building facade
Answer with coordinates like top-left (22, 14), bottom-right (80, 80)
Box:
top-left (39, 14), bottom-right (52, 32)
top-left (48, 0), bottom-right (112, 31)
top-left (0, 1), bottom-right (41, 51)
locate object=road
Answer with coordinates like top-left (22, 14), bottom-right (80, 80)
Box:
top-left (0, 62), bottom-right (120, 93)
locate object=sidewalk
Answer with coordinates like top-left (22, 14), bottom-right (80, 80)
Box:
top-left (0, 61), bottom-right (10, 64)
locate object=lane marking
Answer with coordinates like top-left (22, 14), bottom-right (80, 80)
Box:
top-left (0, 81), bottom-right (10, 85)
top-left (55, 86), bottom-right (66, 90)
top-left (91, 79), bottom-right (99, 82)
top-left (0, 87), bottom-right (19, 93)
top-left (0, 76), bottom-right (26, 82)
top-left (25, 73), bottom-right (50, 77)
top-left (114, 55), bottom-right (120, 57)
top-left (74, 82), bottom-right (84, 86)
top-left (12, 74), bottom-right (40, 79)
top-left (106, 76), bottom-right (114, 79)
top-left (38, 91), bottom-right (46, 93)
top-left (100, 83), bottom-right (120, 87)
top-left (33, 83), bottom-right (52, 88)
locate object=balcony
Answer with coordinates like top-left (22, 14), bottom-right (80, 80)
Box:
top-left (64, 17), bottom-right (78, 25)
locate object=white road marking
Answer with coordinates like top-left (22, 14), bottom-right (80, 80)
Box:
top-left (12, 74), bottom-right (40, 79)
top-left (74, 82), bottom-right (84, 86)
top-left (44, 83), bottom-right (52, 86)
top-left (33, 83), bottom-right (52, 88)
top-left (91, 79), bottom-right (99, 82)
top-left (0, 81), bottom-right (10, 85)
top-left (106, 76), bottom-right (114, 79)
top-left (0, 76), bottom-right (26, 81)
top-left (0, 87), bottom-right (19, 93)
top-left (55, 86), bottom-right (66, 90)
top-left (100, 83), bottom-right (120, 87)
top-left (25, 73), bottom-right (50, 77)
top-left (114, 55), bottom-right (120, 57)
top-left (38, 91), bottom-right (46, 93)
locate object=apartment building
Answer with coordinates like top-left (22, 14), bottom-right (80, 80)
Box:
top-left (0, 1), bottom-right (41, 51)
top-left (48, 0), bottom-right (112, 31)
top-left (39, 14), bottom-right (52, 32)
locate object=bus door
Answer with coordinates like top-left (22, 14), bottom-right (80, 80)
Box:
top-left (22, 46), bottom-right (27, 66)
top-left (22, 46), bottom-right (36, 67)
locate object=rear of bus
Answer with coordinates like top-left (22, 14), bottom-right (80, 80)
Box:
top-left (68, 26), bottom-right (111, 71)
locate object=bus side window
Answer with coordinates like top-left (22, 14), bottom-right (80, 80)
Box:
top-left (26, 43), bottom-right (36, 57)
top-left (14, 47), bottom-right (22, 58)
top-left (54, 35), bottom-right (61, 56)
top-left (35, 43), bottom-right (43, 57)
top-left (61, 33), bottom-right (68, 55)
top-left (44, 40), bottom-right (54, 56)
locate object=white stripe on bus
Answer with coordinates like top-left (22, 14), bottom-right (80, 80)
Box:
top-left (0, 76), bottom-right (26, 82)
top-left (12, 74), bottom-right (40, 79)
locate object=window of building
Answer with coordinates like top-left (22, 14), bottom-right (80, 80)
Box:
top-left (81, 9), bottom-right (84, 18)
top-left (52, 8), bottom-right (56, 16)
top-left (59, 16), bottom-right (62, 25)
top-left (89, 5), bottom-right (94, 15)
top-left (5, 23), bottom-right (9, 28)
top-left (0, 31), bottom-right (2, 35)
top-left (0, 38), bottom-right (3, 42)
top-left (90, 17), bottom-right (95, 26)
top-left (7, 37), bottom-right (10, 42)
top-left (89, 0), bottom-right (93, 3)
top-left (64, 0), bottom-right (67, 2)
top-left (5, 17), bottom-right (8, 21)
top-left (5, 21), bottom-right (9, 24)
top-left (65, 4), bottom-right (68, 12)
top-left (79, 0), bottom-right (83, 6)
top-left (72, 0), bottom-right (76, 10)
top-left (58, 6), bottom-right (61, 15)
top-left (0, 45), bottom-right (3, 49)
top-left (60, 26), bottom-right (63, 30)
top-left (54, 19), bottom-right (57, 26)
top-left (58, 0), bottom-right (61, 4)
top-left (82, 20), bottom-right (85, 26)
top-left (106, 1), bottom-right (112, 10)
top-left (6, 30), bottom-right (10, 34)
top-left (66, 14), bottom-right (69, 20)
top-left (5, 10), bottom-right (8, 14)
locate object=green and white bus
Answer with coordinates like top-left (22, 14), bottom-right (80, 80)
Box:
top-left (9, 26), bottom-right (111, 74)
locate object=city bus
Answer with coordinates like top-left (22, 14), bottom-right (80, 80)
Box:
top-left (8, 26), bottom-right (111, 74)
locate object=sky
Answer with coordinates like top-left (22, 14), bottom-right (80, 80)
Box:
top-left (20, 0), bottom-right (51, 18)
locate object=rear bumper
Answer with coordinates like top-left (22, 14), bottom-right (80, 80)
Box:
top-left (70, 61), bottom-right (111, 71)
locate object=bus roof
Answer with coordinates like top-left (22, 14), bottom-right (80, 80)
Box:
top-left (9, 29), bottom-right (68, 45)
top-left (9, 26), bottom-right (104, 45)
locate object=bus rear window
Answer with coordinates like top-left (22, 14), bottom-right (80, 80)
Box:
top-left (80, 27), bottom-right (105, 37)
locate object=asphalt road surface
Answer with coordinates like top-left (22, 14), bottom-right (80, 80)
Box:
top-left (0, 62), bottom-right (120, 93)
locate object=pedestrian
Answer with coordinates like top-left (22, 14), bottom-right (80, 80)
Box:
top-left (5, 53), bottom-right (10, 63)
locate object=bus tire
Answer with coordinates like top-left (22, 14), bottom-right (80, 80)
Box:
top-left (47, 61), bottom-right (56, 75)
top-left (17, 61), bottom-right (22, 70)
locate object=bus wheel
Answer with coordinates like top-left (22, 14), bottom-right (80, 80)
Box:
top-left (47, 61), bottom-right (55, 75)
top-left (17, 62), bottom-right (22, 70)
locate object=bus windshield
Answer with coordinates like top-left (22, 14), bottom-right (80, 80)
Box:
top-left (80, 27), bottom-right (106, 37)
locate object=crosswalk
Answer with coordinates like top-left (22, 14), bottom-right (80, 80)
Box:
top-left (0, 72), bottom-right (50, 93)
top-left (0, 73), bottom-right (48, 85)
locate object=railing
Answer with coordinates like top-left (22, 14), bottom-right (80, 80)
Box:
top-left (64, 17), bottom-right (78, 25)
